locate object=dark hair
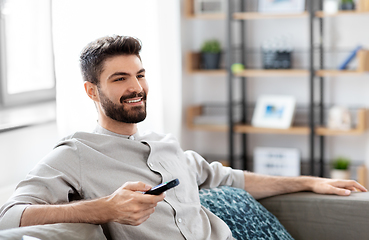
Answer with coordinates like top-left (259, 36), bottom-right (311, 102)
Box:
top-left (80, 35), bottom-right (142, 85)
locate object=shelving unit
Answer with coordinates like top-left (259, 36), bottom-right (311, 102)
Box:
top-left (184, 0), bottom-right (369, 176)
top-left (314, 3), bottom-right (369, 176)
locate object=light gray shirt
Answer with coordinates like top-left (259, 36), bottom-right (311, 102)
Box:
top-left (0, 125), bottom-right (245, 239)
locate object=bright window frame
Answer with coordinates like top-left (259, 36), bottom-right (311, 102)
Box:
top-left (0, 0), bottom-right (56, 108)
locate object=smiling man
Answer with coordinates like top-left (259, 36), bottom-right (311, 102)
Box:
top-left (0, 35), bottom-right (366, 240)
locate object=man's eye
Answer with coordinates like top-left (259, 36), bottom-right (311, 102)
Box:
top-left (137, 75), bottom-right (145, 79)
top-left (114, 77), bottom-right (125, 82)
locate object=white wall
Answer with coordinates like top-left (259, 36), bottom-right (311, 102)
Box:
top-left (181, 8), bottom-right (369, 174)
top-left (53, 0), bottom-right (182, 139)
top-left (0, 122), bottom-right (59, 205)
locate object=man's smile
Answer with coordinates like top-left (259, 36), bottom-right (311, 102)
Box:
top-left (124, 97), bottom-right (144, 105)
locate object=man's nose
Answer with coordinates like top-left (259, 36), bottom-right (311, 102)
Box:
top-left (128, 77), bottom-right (143, 92)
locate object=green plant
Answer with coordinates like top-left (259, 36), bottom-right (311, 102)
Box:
top-left (341, 0), bottom-right (354, 3)
top-left (332, 157), bottom-right (351, 170)
top-left (201, 40), bottom-right (221, 53)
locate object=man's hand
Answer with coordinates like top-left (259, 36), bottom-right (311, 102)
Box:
top-left (309, 178), bottom-right (368, 196)
top-left (106, 181), bottom-right (165, 226)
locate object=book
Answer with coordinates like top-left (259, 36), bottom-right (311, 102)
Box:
top-left (338, 45), bottom-right (362, 70)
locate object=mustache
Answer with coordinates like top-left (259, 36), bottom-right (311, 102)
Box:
top-left (119, 91), bottom-right (146, 104)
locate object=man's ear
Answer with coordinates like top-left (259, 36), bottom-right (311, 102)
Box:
top-left (84, 81), bottom-right (99, 102)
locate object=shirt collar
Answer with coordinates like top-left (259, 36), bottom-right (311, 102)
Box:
top-left (93, 124), bottom-right (140, 140)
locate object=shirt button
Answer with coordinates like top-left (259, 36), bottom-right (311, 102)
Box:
top-left (129, 135), bottom-right (135, 140)
top-left (178, 218), bottom-right (182, 223)
top-left (148, 163), bottom-right (153, 168)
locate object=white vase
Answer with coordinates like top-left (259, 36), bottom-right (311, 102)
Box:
top-left (330, 169), bottom-right (350, 180)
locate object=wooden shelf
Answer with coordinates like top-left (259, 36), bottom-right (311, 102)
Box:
top-left (234, 124), bottom-right (309, 135)
top-left (316, 109), bottom-right (368, 136)
top-left (233, 11), bottom-right (309, 20)
top-left (188, 69), bottom-right (226, 75)
top-left (315, 70), bottom-right (367, 77)
top-left (234, 69), bottom-right (309, 77)
top-left (186, 13), bottom-right (225, 20)
top-left (315, 10), bottom-right (369, 18)
top-left (187, 105), bottom-right (368, 136)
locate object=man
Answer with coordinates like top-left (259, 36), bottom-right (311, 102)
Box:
top-left (0, 35), bottom-right (366, 239)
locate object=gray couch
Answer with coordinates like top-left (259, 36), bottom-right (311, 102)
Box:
top-left (259, 191), bottom-right (369, 240)
top-left (0, 191), bottom-right (368, 240)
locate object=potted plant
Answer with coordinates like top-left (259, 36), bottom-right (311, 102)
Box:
top-left (340, 0), bottom-right (355, 10)
top-left (330, 156), bottom-right (351, 180)
top-left (200, 39), bottom-right (221, 69)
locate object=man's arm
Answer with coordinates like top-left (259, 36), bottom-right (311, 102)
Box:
top-left (20, 182), bottom-right (165, 227)
top-left (243, 171), bottom-right (368, 200)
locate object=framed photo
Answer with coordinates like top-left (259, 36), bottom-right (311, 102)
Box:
top-left (258, 0), bottom-right (306, 13)
top-left (254, 147), bottom-right (300, 177)
top-left (251, 95), bottom-right (296, 129)
top-left (194, 0), bottom-right (225, 15)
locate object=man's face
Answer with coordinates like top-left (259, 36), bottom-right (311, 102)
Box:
top-left (97, 54), bottom-right (148, 124)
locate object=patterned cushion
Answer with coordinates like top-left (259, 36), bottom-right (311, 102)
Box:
top-left (199, 186), bottom-right (294, 240)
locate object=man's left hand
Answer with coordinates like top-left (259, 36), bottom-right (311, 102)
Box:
top-left (310, 178), bottom-right (368, 196)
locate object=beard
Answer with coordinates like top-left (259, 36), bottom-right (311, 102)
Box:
top-left (97, 88), bottom-right (147, 124)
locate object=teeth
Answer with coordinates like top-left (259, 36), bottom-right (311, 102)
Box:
top-left (127, 98), bottom-right (141, 103)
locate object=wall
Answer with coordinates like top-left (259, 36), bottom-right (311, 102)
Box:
top-left (180, 3), bottom-right (369, 178)
top-left (0, 122), bottom-right (59, 205)
top-left (53, 0), bottom-right (182, 139)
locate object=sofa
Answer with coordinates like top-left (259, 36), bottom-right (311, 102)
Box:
top-left (259, 191), bottom-right (369, 240)
top-left (0, 187), bottom-right (368, 240)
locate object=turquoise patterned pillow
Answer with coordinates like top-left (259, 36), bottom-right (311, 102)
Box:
top-left (199, 186), bottom-right (294, 240)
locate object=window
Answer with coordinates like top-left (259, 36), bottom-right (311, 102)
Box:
top-left (0, 0), bottom-right (55, 108)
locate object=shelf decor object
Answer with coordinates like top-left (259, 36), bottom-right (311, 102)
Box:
top-left (251, 95), bottom-right (296, 129)
top-left (258, 0), bottom-right (306, 13)
top-left (340, 0), bottom-right (355, 10)
top-left (200, 39), bottom-right (222, 69)
top-left (254, 147), bottom-right (300, 177)
top-left (330, 156), bottom-right (351, 180)
top-left (338, 45), bottom-right (362, 70)
top-left (327, 106), bottom-right (351, 131)
top-left (185, 52), bottom-right (226, 75)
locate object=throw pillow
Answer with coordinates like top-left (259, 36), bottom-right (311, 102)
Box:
top-left (199, 186), bottom-right (294, 240)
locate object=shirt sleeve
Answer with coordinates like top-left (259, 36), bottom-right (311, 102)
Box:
top-left (183, 150), bottom-right (245, 190)
top-left (0, 140), bottom-right (82, 230)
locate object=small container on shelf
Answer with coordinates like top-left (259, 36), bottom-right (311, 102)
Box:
top-left (261, 36), bottom-right (293, 69)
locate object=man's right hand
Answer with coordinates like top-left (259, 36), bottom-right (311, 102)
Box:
top-left (20, 181), bottom-right (165, 227)
top-left (105, 181), bottom-right (165, 226)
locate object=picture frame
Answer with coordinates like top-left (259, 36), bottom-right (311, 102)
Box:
top-left (254, 147), bottom-right (301, 177)
top-left (251, 95), bottom-right (296, 129)
top-left (258, 0), bottom-right (306, 13)
top-left (194, 0), bottom-right (225, 15)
